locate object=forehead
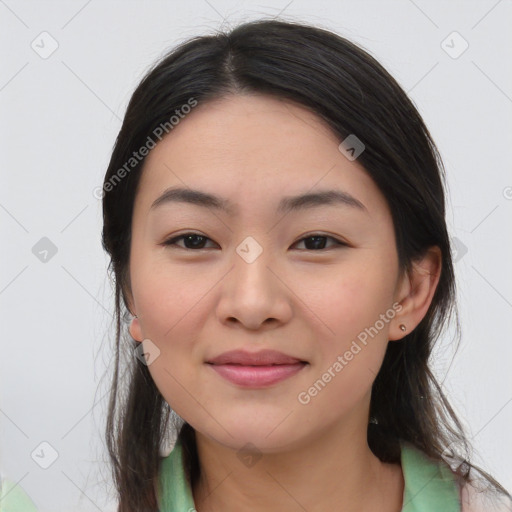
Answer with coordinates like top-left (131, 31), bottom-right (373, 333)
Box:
top-left (134, 94), bottom-right (390, 221)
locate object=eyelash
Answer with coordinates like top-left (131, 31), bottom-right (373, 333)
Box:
top-left (161, 232), bottom-right (347, 251)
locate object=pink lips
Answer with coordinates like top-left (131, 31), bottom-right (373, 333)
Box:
top-left (206, 349), bottom-right (307, 388)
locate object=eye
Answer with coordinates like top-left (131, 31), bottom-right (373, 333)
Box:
top-left (162, 232), bottom-right (346, 251)
top-left (162, 233), bottom-right (217, 250)
top-left (292, 234), bottom-right (346, 251)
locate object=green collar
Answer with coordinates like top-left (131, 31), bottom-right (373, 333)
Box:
top-left (399, 440), bottom-right (460, 511)
top-left (158, 438), bottom-right (461, 511)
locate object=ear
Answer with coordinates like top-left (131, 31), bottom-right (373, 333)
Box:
top-left (129, 316), bottom-right (144, 342)
top-left (122, 277), bottom-right (143, 343)
top-left (389, 246), bottom-right (442, 341)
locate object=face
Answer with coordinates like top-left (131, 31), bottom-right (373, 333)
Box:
top-left (127, 94), bottom-right (408, 453)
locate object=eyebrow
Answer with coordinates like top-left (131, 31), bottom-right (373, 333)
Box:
top-left (150, 186), bottom-right (368, 215)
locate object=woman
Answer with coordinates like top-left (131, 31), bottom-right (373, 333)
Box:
top-left (101, 18), bottom-right (512, 512)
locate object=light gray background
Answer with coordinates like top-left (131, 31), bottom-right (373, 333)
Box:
top-left (1, 1), bottom-right (511, 511)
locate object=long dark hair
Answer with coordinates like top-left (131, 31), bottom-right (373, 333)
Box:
top-left (101, 18), bottom-right (511, 511)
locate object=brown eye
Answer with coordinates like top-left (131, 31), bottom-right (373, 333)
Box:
top-left (162, 233), bottom-right (217, 250)
top-left (293, 234), bottom-right (345, 251)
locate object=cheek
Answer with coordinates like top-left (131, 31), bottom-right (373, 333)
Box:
top-left (130, 260), bottom-right (215, 417)
top-left (131, 252), bottom-right (210, 339)
top-left (305, 258), bottom-right (397, 345)
top-left (295, 260), bottom-right (396, 406)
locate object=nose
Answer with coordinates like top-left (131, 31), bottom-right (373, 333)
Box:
top-left (215, 238), bottom-right (293, 332)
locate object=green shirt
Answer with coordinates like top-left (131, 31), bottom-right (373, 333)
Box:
top-left (157, 439), bottom-right (461, 511)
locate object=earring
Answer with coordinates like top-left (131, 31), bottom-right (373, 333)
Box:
top-left (399, 324), bottom-right (406, 332)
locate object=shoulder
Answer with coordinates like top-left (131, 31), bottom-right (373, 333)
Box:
top-left (399, 442), bottom-right (512, 512)
top-left (459, 479), bottom-right (512, 512)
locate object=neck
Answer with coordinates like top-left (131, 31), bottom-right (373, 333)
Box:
top-left (191, 412), bottom-right (403, 512)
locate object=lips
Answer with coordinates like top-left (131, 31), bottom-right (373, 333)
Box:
top-left (206, 349), bottom-right (306, 366)
top-left (206, 349), bottom-right (308, 387)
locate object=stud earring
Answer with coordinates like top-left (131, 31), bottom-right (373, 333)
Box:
top-left (399, 324), bottom-right (406, 332)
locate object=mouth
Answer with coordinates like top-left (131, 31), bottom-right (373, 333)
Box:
top-left (206, 349), bottom-right (307, 366)
top-left (206, 349), bottom-right (308, 387)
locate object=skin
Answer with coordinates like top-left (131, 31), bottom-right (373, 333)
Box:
top-left (126, 93), bottom-right (442, 512)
